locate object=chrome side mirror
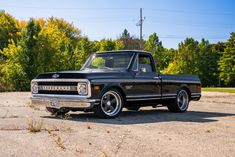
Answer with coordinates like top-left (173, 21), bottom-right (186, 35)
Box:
top-left (140, 67), bottom-right (146, 73)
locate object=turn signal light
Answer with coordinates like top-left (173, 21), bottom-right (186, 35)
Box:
top-left (94, 85), bottom-right (101, 91)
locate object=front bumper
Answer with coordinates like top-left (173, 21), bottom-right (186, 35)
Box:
top-left (31, 94), bottom-right (99, 109)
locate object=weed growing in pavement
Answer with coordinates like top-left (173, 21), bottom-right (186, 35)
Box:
top-left (28, 118), bottom-right (43, 132)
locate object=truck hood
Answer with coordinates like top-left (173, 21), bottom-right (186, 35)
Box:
top-left (35, 69), bottom-right (132, 80)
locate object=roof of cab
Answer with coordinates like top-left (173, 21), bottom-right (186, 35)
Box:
top-left (95, 50), bottom-right (151, 55)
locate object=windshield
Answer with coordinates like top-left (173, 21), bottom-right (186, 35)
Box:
top-left (82, 52), bottom-right (133, 70)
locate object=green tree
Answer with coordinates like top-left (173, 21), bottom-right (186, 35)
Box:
top-left (0, 11), bottom-right (18, 51)
top-left (74, 37), bottom-right (95, 70)
top-left (164, 38), bottom-right (222, 86)
top-left (95, 39), bottom-right (124, 51)
top-left (164, 38), bottom-right (200, 74)
top-left (0, 40), bottom-right (29, 91)
top-left (218, 32), bottom-right (235, 86)
top-left (18, 19), bottom-right (41, 80)
top-left (118, 29), bottom-right (141, 50)
top-left (0, 16), bottom-right (83, 90)
top-left (38, 17), bottom-right (81, 72)
top-left (211, 42), bottom-right (226, 86)
top-left (197, 39), bottom-right (220, 86)
top-left (145, 33), bottom-right (165, 71)
top-left (161, 48), bottom-right (176, 71)
top-left (0, 19), bottom-right (40, 90)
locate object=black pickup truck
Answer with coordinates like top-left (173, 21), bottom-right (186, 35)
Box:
top-left (31, 50), bottom-right (201, 118)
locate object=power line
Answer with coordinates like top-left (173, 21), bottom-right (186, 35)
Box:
top-left (87, 34), bottom-right (228, 40)
top-left (146, 8), bottom-right (235, 16)
top-left (2, 5), bottom-right (235, 16)
top-left (1, 5), bottom-right (137, 10)
top-left (13, 15), bottom-right (235, 30)
top-left (14, 15), bottom-right (235, 27)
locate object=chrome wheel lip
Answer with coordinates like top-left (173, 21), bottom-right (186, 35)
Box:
top-left (101, 91), bottom-right (122, 116)
top-left (177, 90), bottom-right (189, 111)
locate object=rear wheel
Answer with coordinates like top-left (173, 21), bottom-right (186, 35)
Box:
top-left (167, 89), bottom-right (189, 112)
top-left (94, 90), bottom-right (123, 118)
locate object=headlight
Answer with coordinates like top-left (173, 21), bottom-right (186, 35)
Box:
top-left (31, 82), bottom-right (38, 94)
top-left (77, 83), bottom-right (88, 95)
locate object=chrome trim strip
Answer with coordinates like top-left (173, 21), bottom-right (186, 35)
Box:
top-left (91, 79), bottom-right (160, 83)
top-left (127, 96), bottom-right (177, 101)
top-left (32, 79), bottom-right (89, 82)
top-left (162, 93), bottom-right (177, 96)
top-left (191, 93), bottom-right (201, 95)
top-left (162, 80), bottom-right (200, 84)
top-left (127, 53), bottom-right (136, 70)
top-left (31, 96), bottom-right (99, 103)
top-left (191, 95), bottom-right (201, 98)
top-left (92, 79), bottom-right (200, 84)
top-left (32, 94), bottom-right (95, 99)
top-left (132, 53), bottom-right (139, 72)
top-left (161, 96), bottom-right (176, 99)
top-left (126, 94), bottom-right (161, 98)
top-left (127, 97), bottom-right (161, 101)
top-left (126, 93), bottom-right (177, 100)
top-left (31, 97), bottom-right (97, 109)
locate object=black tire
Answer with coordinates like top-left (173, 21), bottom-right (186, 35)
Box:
top-left (94, 89), bottom-right (123, 118)
top-left (126, 107), bottom-right (140, 111)
top-left (46, 107), bottom-right (69, 115)
top-left (167, 89), bottom-right (189, 113)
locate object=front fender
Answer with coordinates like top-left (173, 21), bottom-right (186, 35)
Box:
top-left (91, 82), bottom-right (126, 100)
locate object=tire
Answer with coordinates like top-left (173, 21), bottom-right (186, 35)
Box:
top-left (167, 89), bottom-right (189, 113)
top-left (126, 107), bottom-right (140, 111)
top-left (94, 89), bottom-right (123, 118)
top-left (46, 107), bottom-right (69, 115)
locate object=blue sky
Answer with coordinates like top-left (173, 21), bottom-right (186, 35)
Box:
top-left (1, 0), bottom-right (235, 48)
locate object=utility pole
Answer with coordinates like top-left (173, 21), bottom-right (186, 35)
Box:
top-left (136, 8), bottom-right (145, 49)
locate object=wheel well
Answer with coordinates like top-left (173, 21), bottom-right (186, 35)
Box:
top-left (104, 86), bottom-right (126, 102)
top-left (181, 87), bottom-right (191, 99)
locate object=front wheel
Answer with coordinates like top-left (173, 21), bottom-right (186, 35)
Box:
top-left (167, 89), bottom-right (189, 112)
top-left (94, 90), bottom-right (123, 118)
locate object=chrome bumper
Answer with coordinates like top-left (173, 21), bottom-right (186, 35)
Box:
top-left (31, 94), bottom-right (99, 109)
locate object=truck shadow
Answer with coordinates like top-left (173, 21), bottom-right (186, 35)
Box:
top-left (42, 108), bottom-right (235, 125)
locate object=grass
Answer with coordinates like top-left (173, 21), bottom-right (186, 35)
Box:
top-left (202, 87), bottom-right (235, 93)
top-left (28, 118), bottom-right (43, 133)
top-left (28, 102), bottom-right (41, 111)
top-left (101, 151), bottom-right (108, 157)
top-left (86, 124), bottom-right (92, 129)
top-left (76, 148), bottom-right (84, 154)
top-left (54, 136), bottom-right (66, 150)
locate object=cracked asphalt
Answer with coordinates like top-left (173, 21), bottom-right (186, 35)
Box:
top-left (0, 92), bottom-right (235, 157)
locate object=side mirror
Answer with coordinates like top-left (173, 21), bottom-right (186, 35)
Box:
top-left (140, 67), bottom-right (146, 73)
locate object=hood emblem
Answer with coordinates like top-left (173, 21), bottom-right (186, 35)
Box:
top-left (52, 74), bottom-right (60, 78)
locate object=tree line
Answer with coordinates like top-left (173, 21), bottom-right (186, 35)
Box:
top-left (0, 11), bottom-right (234, 91)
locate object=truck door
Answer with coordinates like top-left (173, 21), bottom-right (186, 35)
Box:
top-left (127, 53), bottom-right (161, 101)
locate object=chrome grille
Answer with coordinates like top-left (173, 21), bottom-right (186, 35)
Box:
top-left (37, 82), bottom-right (79, 95)
top-left (38, 85), bottom-right (77, 91)
top-left (31, 79), bottom-right (91, 97)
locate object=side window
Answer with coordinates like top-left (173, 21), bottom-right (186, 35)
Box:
top-left (138, 54), bottom-right (153, 73)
